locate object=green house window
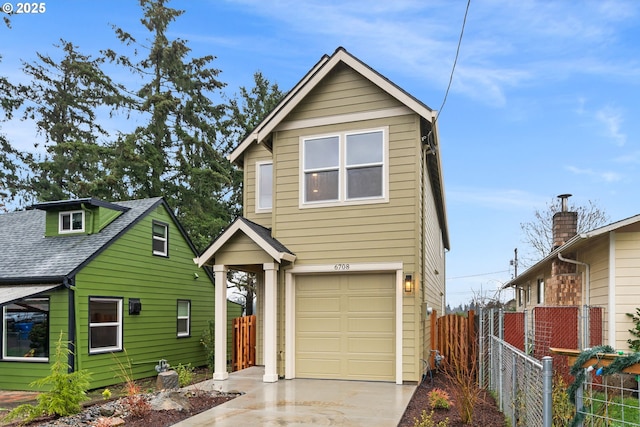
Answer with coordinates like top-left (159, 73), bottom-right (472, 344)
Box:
top-left (59, 210), bottom-right (84, 233)
top-left (89, 297), bottom-right (122, 354)
top-left (152, 221), bottom-right (168, 257)
top-left (2, 298), bottom-right (49, 361)
top-left (177, 300), bottom-right (190, 337)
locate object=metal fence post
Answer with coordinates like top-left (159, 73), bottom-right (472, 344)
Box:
top-left (542, 356), bottom-right (553, 427)
top-left (479, 307), bottom-right (485, 388)
top-left (524, 309), bottom-right (529, 354)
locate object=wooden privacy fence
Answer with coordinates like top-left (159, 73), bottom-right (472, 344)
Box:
top-left (232, 315), bottom-right (256, 371)
top-left (430, 310), bottom-right (476, 371)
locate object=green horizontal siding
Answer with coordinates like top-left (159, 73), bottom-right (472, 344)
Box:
top-left (72, 204), bottom-right (215, 389)
top-left (0, 288), bottom-right (69, 391)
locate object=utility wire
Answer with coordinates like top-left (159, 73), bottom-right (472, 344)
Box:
top-left (447, 269), bottom-right (510, 280)
top-left (435, 0), bottom-right (471, 124)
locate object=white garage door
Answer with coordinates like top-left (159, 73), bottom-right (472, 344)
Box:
top-left (295, 273), bottom-right (395, 381)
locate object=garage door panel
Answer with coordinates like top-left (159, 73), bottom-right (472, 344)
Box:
top-left (297, 296), bottom-right (340, 312)
top-left (348, 295), bottom-right (394, 312)
top-left (348, 318), bottom-right (394, 333)
top-left (296, 273), bottom-right (395, 381)
top-left (297, 318), bottom-right (340, 332)
top-left (348, 337), bottom-right (394, 353)
top-left (297, 337), bottom-right (341, 352)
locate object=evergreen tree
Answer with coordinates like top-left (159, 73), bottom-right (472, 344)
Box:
top-left (17, 40), bottom-right (127, 201)
top-left (103, 0), bottom-right (229, 251)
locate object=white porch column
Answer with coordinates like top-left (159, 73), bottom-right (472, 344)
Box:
top-left (213, 265), bottom-right (229, 381)
top-left (263, 262), bottom-right (279, 383)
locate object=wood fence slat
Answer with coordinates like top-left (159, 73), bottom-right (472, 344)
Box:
top-left (232, 315), bottom-right (256, 371)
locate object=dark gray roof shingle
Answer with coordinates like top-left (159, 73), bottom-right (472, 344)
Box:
top-left (0, 198), bottom-right (163, 283)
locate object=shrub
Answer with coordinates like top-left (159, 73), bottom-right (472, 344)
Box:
top-left (428, 388), bottom-right (451, 410)
top-left (552, 373), bottom-right (575, 427)
top-left (2, 332), bottom-right (91, 424)
top-left (413, 409), bottom-right (450, 427)
top-left (626, 308), bottom-right (640, 352)
top-left (201, 319), bottom-right (215, 371)
top-left (175, 363), bottom-right (195, 387)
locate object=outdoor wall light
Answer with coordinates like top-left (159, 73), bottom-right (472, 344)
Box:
top-left (404, 274), bottom-right (414, 293)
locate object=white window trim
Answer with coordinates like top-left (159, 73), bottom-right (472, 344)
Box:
top-left (298, 127), bottom-right (389, 209)
top-left (89, 297), bottom-right (123, 354)
top-left (177, 300), bottom-right (191, 337)
top-left (255, 161), bottom-right (273, 214)
top-left (2, 298), bottom-right (49, 362)
top-left (59, 210), bottom-right (85, 234)
top-left (152, 221), bottom-right (168, 257)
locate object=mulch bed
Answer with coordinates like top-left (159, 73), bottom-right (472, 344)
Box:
top-left (398, 372), bottom-right (506, 426)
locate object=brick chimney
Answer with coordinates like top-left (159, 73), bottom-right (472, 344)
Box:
top-left (547, 194), bottom-right (581, 306)
top-left (552, 194), bottom-right (577, 250)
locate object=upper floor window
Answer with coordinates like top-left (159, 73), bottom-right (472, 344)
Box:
top-left (89, 297), bottom-right (122, 354)
top-left (537, 278), bottom-right (545, 304)
top-left (301, 128), bottom-right (388, 208)
top-left (152, 221), bottom-right (168, 257)
top-left (59, 210), bottom-right (84, 233)
top-left (256, 161), bottom-right (273, 212)
top-left (2, 298), bottom-right (49, 361)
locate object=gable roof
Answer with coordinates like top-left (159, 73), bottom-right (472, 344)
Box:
top-left (228, 46), bottom-right (436, 165)
top-left (196, 216), bottom-right (296, 267)
top-left (0, 197), bottom-right (179, 284)
top-left (503, 212), bottom-right (640, 289)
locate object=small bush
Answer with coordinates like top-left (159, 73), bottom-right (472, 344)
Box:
top-left (552, 373), bottom-right (575, 427)
top-left (121, 394), bottom-right (151, 419)
top-left (428, 388), bottom-right (451, 410)
top-left (413, 409), bottom-right (450, 427)
top-left (175, 363), bottom-right (195, 387)
top-left (201, 320), bottom-right (215, 371)
top-left (2, 332), bottom-right (91, 424)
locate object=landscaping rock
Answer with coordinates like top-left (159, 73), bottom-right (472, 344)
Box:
top-left (156, 370), bottom-right (179, 390)
top-left (149, 390), bottom-right (192, 411)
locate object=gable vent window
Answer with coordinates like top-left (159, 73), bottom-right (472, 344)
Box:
top-left (301, 127), bottom-right (388, 208)
top-left (152, 221), bottom-right (168, 257)
top-left (59, 210), bottom-right (84, 233)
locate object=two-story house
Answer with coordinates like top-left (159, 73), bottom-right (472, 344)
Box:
top-left (0, 197), bottom-right (233, 390)
top-left (195, 47), bottom-right (449, 385)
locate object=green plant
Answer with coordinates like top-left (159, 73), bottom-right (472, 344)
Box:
top-left (102, 388), bottom-right (112, 400)
top-left (175, 363), bottom-right (195, 387)
top-left (626, 308), bottom-right (640, 351)
top-left (201, 320), bottom-right (215, 371)
top-left (2, 331), bottom-right (91, 424)
top-left (428, 388), bottom-right (451, 410)
top-left (551, 374), bottom-right (574, 427)
top-left (112, 349), bottom-right (151, 418)
top-left (413, 409), bottom-right (450, 427)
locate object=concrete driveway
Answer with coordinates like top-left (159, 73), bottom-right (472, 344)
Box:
top-left (175, 367), bottom-right (416, 426)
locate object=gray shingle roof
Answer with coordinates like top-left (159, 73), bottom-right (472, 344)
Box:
top-left (0, 198), bottom-right (163, 283)
top-left (237, 217), bottom-right (294, 256)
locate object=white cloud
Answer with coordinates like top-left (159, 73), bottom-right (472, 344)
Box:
top-left (565, 165), bottom-right (622, 183)
top-left (595, 106), bottom-right (626, 146)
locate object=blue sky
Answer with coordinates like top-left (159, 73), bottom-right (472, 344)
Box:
top-left (2, 0), bottom-right (639, 307)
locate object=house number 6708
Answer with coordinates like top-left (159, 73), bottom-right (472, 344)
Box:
top-left (334, 263), bottom-right (350, 271)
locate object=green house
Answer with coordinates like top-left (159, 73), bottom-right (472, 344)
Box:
top-left (0, 197), bottom-right (225, 391)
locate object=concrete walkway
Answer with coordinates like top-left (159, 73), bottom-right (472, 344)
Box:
top-left (176, 367), bottom-right (415, 426)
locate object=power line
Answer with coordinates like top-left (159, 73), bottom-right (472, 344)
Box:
top-left (435, 0), bottom-right (471, 123)
top-left (447, 269), bottom-right (510, 280)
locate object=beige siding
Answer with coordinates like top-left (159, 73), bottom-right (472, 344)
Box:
top-left (615, 231), bottom-right (640, 349)
top-left (285, 63), bottom-right (404, 121)
top-left (215, 232), bottom-right (274, 266)
top-left (243, 144), bottom-right (273, 229)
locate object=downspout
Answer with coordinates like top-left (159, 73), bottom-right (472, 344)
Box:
top-left (557, 252), bottom-right (590, 348)
top-left (63, 276), bottom-right (77, 373)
